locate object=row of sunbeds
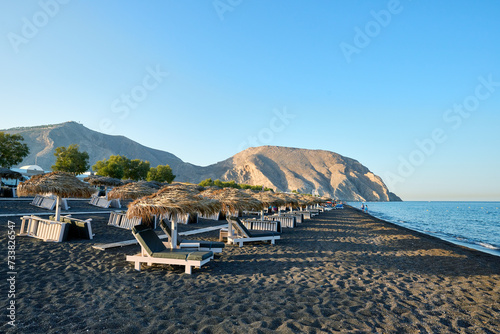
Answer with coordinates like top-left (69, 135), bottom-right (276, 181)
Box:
top-left (127, 208), bottom-right (325, 274)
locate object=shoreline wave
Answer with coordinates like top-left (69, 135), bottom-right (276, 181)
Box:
top-left (348, 202), bottom-right (500, 258)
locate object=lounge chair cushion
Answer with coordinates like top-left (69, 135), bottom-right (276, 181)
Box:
top-left (246, 230), bottom-right (281, 238)
top-left (158, 219), bottom-right (177, 244)
top-left (132, 226), bottom-right (167, 256)
top-left (152, 250), bottom-right (213, 261)
top-left (181, 239), bottom-right (225, 249)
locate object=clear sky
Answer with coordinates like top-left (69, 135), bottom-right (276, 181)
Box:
top-left (1, 0), bottom-right (499, 201)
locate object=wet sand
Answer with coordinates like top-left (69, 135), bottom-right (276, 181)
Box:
top-left (1, 200), bottom-right (499, 333)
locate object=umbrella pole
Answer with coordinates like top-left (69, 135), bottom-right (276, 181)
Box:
top-left (55, 196), bottom-right (61, 221)
top-left (227, 211), bottom-right (233, 238)
top-left (170, 213), bottom-right (178, 249)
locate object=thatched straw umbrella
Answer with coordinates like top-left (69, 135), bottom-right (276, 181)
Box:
top-left (84, 175), bottom-right (124, 198)
top-left (84, 175), bottom-right (123, 187)
top-left (0, 167), bottom-right (23, 180)
top-left (243, 189), bottom-right (286, 219)
top-left (127, 186), bottom-right (221, 249)
top-left (140, 180), bottom-right (164, 189)
top-left (273, 192), bottom-right (299, 214)
top-left (18, 171), bottom-right (94, 221)
top-left (168, 182), bottom-right (205, 192)
top-left (107, 181), bottom-right (161, 200)
top-left (0, 168), bottom-right (23, 190)
top-left (287, 193), bottom-right (311, 209)
top-left (200, 188), bottom-right (262, 214)
top-left (201, 187), bottom-right (263, 238)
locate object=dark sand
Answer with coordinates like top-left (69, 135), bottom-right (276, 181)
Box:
top-left (1, 200), bottom-right (499, 333)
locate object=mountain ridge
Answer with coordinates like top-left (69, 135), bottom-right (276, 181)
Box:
top-left (3, 121), bottom-right (401, 201)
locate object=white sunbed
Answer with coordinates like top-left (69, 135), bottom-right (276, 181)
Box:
top-left (226, 216), bottom-right (281, 247)
top-left (126, 225), bottom-right (214, 274)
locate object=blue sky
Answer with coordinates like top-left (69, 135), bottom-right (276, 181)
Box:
top-left (1, 0), bottom-right (499, 201)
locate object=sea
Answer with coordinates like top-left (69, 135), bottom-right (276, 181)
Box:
top-left (347, 201), bottom-right (500, 257)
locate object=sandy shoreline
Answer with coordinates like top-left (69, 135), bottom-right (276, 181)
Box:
top-left (1, 200), bottom-right (499, 333)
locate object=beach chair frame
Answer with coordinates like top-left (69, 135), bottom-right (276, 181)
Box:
top-left (158, 219), bottom-right (225, 253)
top-left (226, 216), bottom-right (281, 247)
top-left (126, 226), bottom-right (214, 274)
top-left (19, 215), bottom-right (69, 242)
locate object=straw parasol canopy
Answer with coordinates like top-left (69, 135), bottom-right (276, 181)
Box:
top-left (0, 167), bottom-right (23, 180)
top-left (139, 180), bottom-right (164, 189)
top-left (302, 194), bottom-right (323, 206)
top-left (273, 192), bottom-right (299, 207)
top-left (18, 171), bottom-right (94, 198)
top-left (243, 189), bottom-right (286, 208)
top-left (167, 182), bottom-right (205, 192)
top-left (200, 187), bottom-right (263, 214)
top-left (18, 171), bottom-right (94, 221)
top-left (84, 175), bottom-right (123, 187)
top-left (127, 186), bottom-right (220, 220)
top-left (288, 193), bottom-right (314, 207)
top-left (127, 186), bottom-right (221, 249)
top-left (107, 181), bottom-right (161, 200)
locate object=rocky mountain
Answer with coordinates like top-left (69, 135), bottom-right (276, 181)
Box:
top-left (3, 122), bottom-right (201, 179)
top-left (3, 122), bottom-right (401, 201)
top-left (210, 146), bottom-right (401, 202)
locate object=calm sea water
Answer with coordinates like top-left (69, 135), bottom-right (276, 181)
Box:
top-left (347, 201), bottom-right (500, 257)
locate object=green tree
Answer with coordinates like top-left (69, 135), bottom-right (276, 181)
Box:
top-left (0, 132), bottom-right (30, 168)
top-left (147, 165), bottom-right (175, 183)
top-left (93, 155), bottom-right (127, 179)
top-left (199, 178), bottom-right (214, 187)
top-left (52, 144), bottom-right (90, 175)
top-left (92, 155), bottom-right (152, 180)
top-left (125, 159), bottom-right (150, 181)
top-left (198, 178), bottom-right (272, 191)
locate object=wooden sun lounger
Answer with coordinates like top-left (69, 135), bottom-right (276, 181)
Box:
top-left (283, 212), bottom-right (303, 223)
top-left (240, 219), bottom-right (282, 232)
top-left (295, 211), bottom-right (312, 219)
top-left (89, 195), bottom-right (121, 209)
top-left (19, 215), bottom-right (69, 242)
top-left (57, 215), bottom-right (94, 240)
top-left (108, 211), bottom-right (142, 230)
top-left (19, 214), bottom-right (93, 242)
top-left (30, 194), bottom-right (69, 210)
top-left (308, 209), bottom-right (321, 216)
top-left (126, 225), bottom-right (214, 274)
top-left (226, 216), bottom-right (281, 247)
top-left (198, 212), bottom-right (221, 221)
top-left (159, 219), bottom-right (225, 253)
top-left (264, 215), bottom-right (296, 228)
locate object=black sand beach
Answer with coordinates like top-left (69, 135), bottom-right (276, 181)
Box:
top-left (1, 200), bottom-right (499, 333)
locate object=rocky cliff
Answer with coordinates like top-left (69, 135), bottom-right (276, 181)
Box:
top-left (211, 146), bottom-right (401, 201)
